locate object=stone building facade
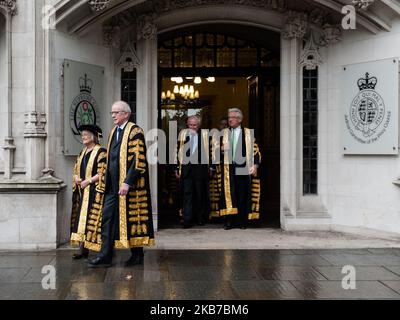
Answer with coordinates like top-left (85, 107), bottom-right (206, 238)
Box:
top-left (1, 0), bottom-right (400, 249)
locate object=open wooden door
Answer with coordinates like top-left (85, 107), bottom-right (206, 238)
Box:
top-left (248, 74), bottom-right (280, 227)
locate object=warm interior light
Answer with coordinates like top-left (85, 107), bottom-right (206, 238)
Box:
top-left (174, 85), bottom-right (179, 94)
top-left (206, 77), bottom-right (216, 83)
top-left (194, 77), bottom-right (202, 84)
top-left (161, 92), bottom-right (166, 100)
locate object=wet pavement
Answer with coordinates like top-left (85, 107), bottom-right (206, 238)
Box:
top-left (1, 248), bottom-right (400, 299)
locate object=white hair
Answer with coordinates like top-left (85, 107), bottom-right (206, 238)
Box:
top-left (113, 101), bottom-right (132, 115)
top-left (187, 115), bottom-right (202, 125)
top-left (228, 108), bottom-right (243, 121)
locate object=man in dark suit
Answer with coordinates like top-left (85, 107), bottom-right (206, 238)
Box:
top-left (176, 116), bottom-right (212, 228)
top-left (88, 101), bottom-right (155, 267)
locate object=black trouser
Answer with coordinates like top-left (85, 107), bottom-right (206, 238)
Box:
top-left (234, 174), bottom-right (251, 226)
top-left (98, 193), bottom-right (142, 262)
top-left (226, 174), bottom-right (251, 227)
top-left (98, 193), bottom-right (118, 262)
top-left (182, 168), bottom-right (208, 225)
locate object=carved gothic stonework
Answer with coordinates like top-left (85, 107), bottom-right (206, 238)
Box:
top-left (88, 0), bottom-right (112, 12)
top-left (137, 13), bottom-right (157, 41)
top-left (320, 23), bottom-right (342, 46)
top-left (282, 11), bottom-right (308, 40)
top-left (0, 0), bottom-right (17, 15)
top-left (352, 0), bottom-right (374, 10)
top-left (308, 8), bottom-right (327, 27)
top-left (24, 112), bottom-right (47, 138)
top-left (300, 32), bottom-right (323, 70)
top-left (103, 25), bottom-right (121, 47)
top-left (153, 0), bottom-right (287, 13)
top-left (117, 41), bottom-right (141, 71)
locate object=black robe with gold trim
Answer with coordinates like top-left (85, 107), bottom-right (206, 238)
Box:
top-left (218, 127), bottom-right (262, 220)
top-left (70, 145), bottom-right (107, 251)
top-left (209, 164), bottom-right (222, 219)
top-left (176, 129), bottom-right (213, 220)
top-left (106, 122), bottom-right (155, 249)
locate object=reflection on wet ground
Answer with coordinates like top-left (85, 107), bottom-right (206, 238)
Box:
top-left (1, 249), bottom-right (400, 300)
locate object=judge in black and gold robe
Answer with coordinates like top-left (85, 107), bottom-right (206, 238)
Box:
top-left (175, 116), bottom-right (213, 228)
top-left (219, 108), bottom-right (261, 230)
top-left (209, 117), bottom-right (229, 219)
top-left (88, 101), bottom-right (155, 268)
top-left (70, 124), bottom-right (107, 259)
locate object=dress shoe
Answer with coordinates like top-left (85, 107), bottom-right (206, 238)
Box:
top-left (72, 252), bottom-right (89, 260)
top-left (224, 223), bottom-right (233, 230)
top-left (124, 255), bottom-right (144, 267)
top-left (87, 257), bottom-right (111, 268)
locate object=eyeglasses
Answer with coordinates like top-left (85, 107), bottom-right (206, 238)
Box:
top-left (110, 111), bottom-right (126, 115)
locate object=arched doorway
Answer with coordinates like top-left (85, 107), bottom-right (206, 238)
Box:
top-left (157, 24), bottom-right (281, 229)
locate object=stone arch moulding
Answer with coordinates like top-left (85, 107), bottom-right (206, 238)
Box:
top-left (57, 0), bottom-right (396, 37)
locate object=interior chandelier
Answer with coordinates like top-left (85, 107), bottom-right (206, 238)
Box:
top-left (161, 85), bottom-right (200, 101)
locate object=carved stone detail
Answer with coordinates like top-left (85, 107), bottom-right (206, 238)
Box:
top-left (103, 25), bottom-right (121, 48)
top-left (352, 0), bottom-right (374, 10)
top-left (319, 23), bottom-right (342, 46)
top-left (116, 41), bottom-right (141, 72)
top-left (282, 11), bottom-right (308, 40)
top-left (0, 0), bottom-right (17, 16)
top-left (24, 112), bottom-right (47, 138)
top-left (300, 32), bottom-right (323, 70)
top-left (88, 0), bottom-right (112, 12)
top-left (137, 13), bottom-right (157, 41)
top-left (153, 0), bottom-right (287, 13)
top-left (0, 0), bottom-right (18, 16)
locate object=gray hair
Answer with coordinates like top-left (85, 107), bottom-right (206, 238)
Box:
top-left (113, 101), bottom-right (132, 115)
top-left (228, 108), bottom-right (243, 121)
top-left (187, 115), bottom-right (202, 125)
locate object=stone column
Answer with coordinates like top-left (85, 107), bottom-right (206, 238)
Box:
top-left (0, 0), bottom-right (65, 250)
top-left (136, 14), bottom-right (159, 230)
top-left (280, 12), bottom-right (306, 225)
top-left (1, 8), bottom-right (16, 180)
top-left (0, 1), bottom-right (17, 180)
